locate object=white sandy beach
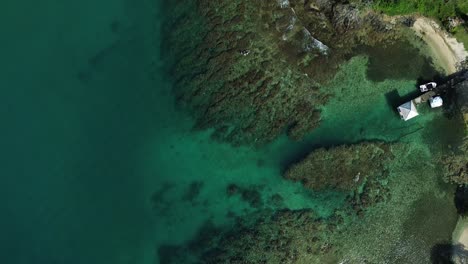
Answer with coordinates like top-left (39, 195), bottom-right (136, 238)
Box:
top-left (412, 17), bottom-right (468, 74)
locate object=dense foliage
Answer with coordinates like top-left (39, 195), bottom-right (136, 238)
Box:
top-left (374, 0), bottom-right (468, 22)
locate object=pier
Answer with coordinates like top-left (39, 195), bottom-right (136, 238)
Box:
top-left (397, 70), bottom-right (468, 121)
top-left (413, 91), bottom-right (436, 105)
top-left (415, 70), bottom-right (468, 104)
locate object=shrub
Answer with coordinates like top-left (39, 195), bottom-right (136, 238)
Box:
top-left (374, 0), bottom-right (463, 22)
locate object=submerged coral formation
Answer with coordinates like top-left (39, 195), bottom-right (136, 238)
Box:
top-left (158, 209), bottom-right (341, 264)
top-left (284, 142), bottom-right (394, 191)
top-left (226, 183), bottom-right (264, 208)
top-left (165, 0), bottom-right (414, 145)
top-left (438, 78), bottom-right (468, 184)
top-left (440, 136), bottom-right (468, 184)
top-left (456, 77), bottom-right (468, 127)
top-left (157, 140), bottom-right (458, 264)
top-left (284, 142), bottom-right (396, 213)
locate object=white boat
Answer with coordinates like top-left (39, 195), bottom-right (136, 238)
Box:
top-left (419, 82), bottom-right (437, 92)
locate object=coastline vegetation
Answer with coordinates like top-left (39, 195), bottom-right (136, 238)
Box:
top-left (374, 0), bottom-right (468, 22)
top-left (453, 25), bottom-right (468, 49)
top-left (373, 0), bottom-right (468, 47)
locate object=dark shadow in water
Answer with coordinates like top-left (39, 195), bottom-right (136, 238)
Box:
top-left (431, 243), bottom-right (456, 264)
top-left (358, 41), bottom-right (441, 82)
top-left (157, 245), bottom-right (181, 264)
top-left (384, 89), bottom-right (403, 117)
top-left (455, 186), bottom-right (468, 216)
top-left (158, 219), bottom-right (227, 264)
top-left (431, 243), bottom-right (468, 264)
top-left (422, 112), bottom-right (466, 152)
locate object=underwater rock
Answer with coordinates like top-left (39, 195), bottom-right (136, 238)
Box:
top-left (151, 182), bottom-right (175, 214)
top-left (159, 209), bottom-right (340, 263)
top-left (439, 136), bottom-right (468, 184)
top-left (284, 142), bottom-right (396, 211)
top-left (269, 193), bottom-right (285, 208)
top-left (439, 78), bottom-right (468, 184)
top-left (182, 181), bottom-right (204, 204)
top-left (226, 184), bottom-right (264, 208)
top-left (284, 142), bottom-right (394, 191)
top-left (226, 183), bottom-right (239, 196)
top-left (164, 0), bottom-right (409, 146)
top-left (455, 78), bottom-right (468, 127)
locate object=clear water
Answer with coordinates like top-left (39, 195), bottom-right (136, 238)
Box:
top-left (0, 0), bottom-right (462, 263)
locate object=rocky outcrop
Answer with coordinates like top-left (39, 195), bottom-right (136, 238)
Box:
top-left (164, 0), bottom-right (412, 146)
top-left (284, 142), bottom-right (397, 212)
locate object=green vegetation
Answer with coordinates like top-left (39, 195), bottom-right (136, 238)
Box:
top-left (373, 0), bottom-right (468, 51)
top-left (453, 25), bottom-right (468, 48)
top-left (374, 0), bottom-right (468, 22)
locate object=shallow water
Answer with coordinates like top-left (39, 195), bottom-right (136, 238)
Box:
top-left (0, 0), bottom-right (463, 263)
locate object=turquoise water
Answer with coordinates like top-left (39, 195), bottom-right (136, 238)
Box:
top-left (0, 0), bottom-right (463, 263)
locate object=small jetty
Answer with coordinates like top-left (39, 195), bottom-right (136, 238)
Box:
top-left (413, 90), bottom-right (436, 105)
top-left (397, 70), bottom-right (468, 121)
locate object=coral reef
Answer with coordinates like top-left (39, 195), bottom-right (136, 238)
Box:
top-left (158, 209), bottom-right (342, 264)
top-left (284, 142), bottom-right (396, 211)
top-left (456, 77), bottom-right (468, 127)
top-left (164, 0), bottom-right (413, 145)
top-left (284, 142), bottom-right (394, 190)
top-left (156, 141), bottom-right (457, 263)
top-left (440, 136), bottom-right (468, 184)
top-left (438, 78), bottom-right (468, 184)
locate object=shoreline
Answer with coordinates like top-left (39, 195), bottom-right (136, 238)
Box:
top-left (412, 17), bottom-right (468, 74)
top-left (453, 217), bottom-right (468, 245)
top-left (452, 216), bottom-right (468, 262)
top-left (410, 16), bottom-right (468, 257)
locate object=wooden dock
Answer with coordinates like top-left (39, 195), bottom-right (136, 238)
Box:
top-left (397, 70), bottom-right (468, 121)
top-left (413, 70), bottom-right (468, 105)
top-left (413, 91), bottom-right (436, 105)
